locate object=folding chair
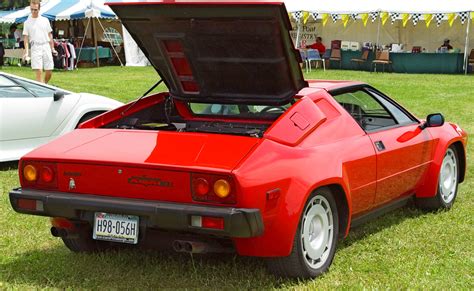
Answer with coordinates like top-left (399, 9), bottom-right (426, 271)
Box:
top-left (329, 48), bottom-right (342, 69)
top-left (306, 49), bottom-right (325, 72)
top-left (350, 50), bottom-right (369, 70)
top-left (372, 50), bottom-right (392, 72)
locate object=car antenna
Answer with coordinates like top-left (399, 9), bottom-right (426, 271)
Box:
top-left (120, 79), bottom-right (164, 116)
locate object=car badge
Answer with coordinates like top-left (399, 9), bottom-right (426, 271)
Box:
top-left (69, 178), bottom-right (76, 190)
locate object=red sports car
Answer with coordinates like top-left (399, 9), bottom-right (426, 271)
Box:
top-left (10, 1), bottom-right (467, 279)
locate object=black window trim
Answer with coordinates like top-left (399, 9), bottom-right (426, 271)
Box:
top-left (329, 84), bottom-right (419, 133)
top-left (1, 74), bottom-right (61, 98)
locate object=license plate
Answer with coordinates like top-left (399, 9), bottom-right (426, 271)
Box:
top-left (93, 212), bottom-right (139, 244)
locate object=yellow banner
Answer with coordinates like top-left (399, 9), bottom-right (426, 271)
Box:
top-left (322, 13), bottom-right (329, 26)
top-left (361, 13), bottom-right (369, 27)
top-left (381, 12), bottom-right (389, 26)
top-left (471, 12), bottom-right (474, 20)
top-left (402, 13), bottom-right (410, 27)
top-left (303, 11), bottom-right (310, 24)
top-left (341, 14), bottom-right (350, 28)
top-left (425, 14), bottom-right (433, 28)
top-left (447, 13), bottom-right (456, 26)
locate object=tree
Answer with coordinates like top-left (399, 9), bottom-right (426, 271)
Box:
top-left (1, 0), bottom-right (30, 9)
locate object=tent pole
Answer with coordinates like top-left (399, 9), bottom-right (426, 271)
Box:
top-left (295, 16), bottom-right (302, 48)
top-left (376, 13), bottom-right (381, 48)
top-left (464, 15), bottom-right (471, 75)
top-left (75, 18), bottom-right (91, 69)
top-left (96, 17), bottom-right (124, 66)
top-left (92, 17), bottom-right (99, 67)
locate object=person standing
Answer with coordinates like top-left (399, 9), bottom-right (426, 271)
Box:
top-left (22, 0), bottom-right (57, 84)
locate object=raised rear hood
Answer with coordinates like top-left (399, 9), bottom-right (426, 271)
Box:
top-left (107, 0), bottom-right (307, 105)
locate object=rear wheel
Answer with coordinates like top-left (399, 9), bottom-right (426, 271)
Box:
top-left (416, 146), bottom-right (459, 210)
top-left (75, 111), bottom-right (104, 128)
top-left (61, 223), bottom-right (125, 253)
top-left (266, 188), bottom-right (339, 278)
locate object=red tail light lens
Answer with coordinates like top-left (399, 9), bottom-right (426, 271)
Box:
top-left (202, 216), bottom-right (225, 230)
top-left (20, 161), bottom-right (58, 189)
top-left (40, 166), bottom-right (54, 183)
top-left (191, 173), bottom-right (236, 204)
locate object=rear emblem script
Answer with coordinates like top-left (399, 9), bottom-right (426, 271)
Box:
top-left (128, 175), bottom-right (172, 187)
top-left (69, 178), bottom-right (76, 190)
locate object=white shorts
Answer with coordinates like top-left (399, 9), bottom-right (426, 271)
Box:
top-left (31, 43), bottom-right (54, 71)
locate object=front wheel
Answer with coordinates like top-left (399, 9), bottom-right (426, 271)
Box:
top-left (266, 188), bottom-right (339, 278)
top-left (416, 146), bottom-right (459, 210)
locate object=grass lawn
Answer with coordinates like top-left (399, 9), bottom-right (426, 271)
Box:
top-left (0, 66), bottom-right (473, 289)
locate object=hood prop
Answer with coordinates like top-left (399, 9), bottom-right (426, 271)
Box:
top-left (121, 79), bottom-right (164, 116)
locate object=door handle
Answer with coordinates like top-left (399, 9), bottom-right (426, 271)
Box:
top-left (374, 141), bottom-right (385, 151)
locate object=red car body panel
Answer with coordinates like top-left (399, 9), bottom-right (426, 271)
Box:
top-left (10, 1), bottom-right (468, 259)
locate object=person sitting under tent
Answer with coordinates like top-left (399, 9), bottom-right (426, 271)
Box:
top-left (306, 37), bottom-right (326, 56)
top-left (438, 39), bottom-right (453, 52)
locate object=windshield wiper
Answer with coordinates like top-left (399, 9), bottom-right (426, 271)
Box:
top-left (121, 79), bottom-right (163, 116)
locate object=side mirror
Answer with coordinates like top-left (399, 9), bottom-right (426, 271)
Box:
top-left (53, 91), bottom-right (65, 102)
top-left (420, 113), bottom-right (444, 130)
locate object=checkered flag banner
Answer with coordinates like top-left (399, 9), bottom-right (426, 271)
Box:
top-left (390, 12), bottom-right (400, 24)
top-left (412, 13), bottom-right (421, 26)
top-left (370, 12), bottom-right (379, 22)
top-left (458, 12), bottom-right (468, 24)
top-left (331, 14), bottom-right (339, 22)
top-left (435, 13), bottom-right (444, 26)
top-left (311, 12), bottom-right (318, 20)
top-left (292, 11), bottom-right (302, 21)
top-left (351, 13), bottom-right (358, 21)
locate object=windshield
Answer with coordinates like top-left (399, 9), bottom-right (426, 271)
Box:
top-left (188, 103), bottom-right (293, 119)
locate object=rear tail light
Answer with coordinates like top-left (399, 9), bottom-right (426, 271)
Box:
top-left (20, 161), bottom-right (58, 189)
top-left (190, 215), bottom-right (225, 230)
top-left (191, 173), bottom-right (236, 204)
top-left (17, 198), bottom-right (44, 211)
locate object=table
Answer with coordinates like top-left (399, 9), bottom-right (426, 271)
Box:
top-left (327, 50), bottom-right (465, 74)
top-left (75, 47), bottom-right (112, 63)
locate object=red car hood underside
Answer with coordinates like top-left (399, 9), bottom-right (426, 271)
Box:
top-left (25, 129), bottom-right (260, 172)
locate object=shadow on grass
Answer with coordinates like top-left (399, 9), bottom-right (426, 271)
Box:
top-left (0, 161), bottom-right (19, 171)
top-left (1, 204), bottom-right (426, 288)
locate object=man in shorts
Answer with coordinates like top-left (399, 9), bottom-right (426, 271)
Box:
top-left (22, 0), bottom-right (57, 84)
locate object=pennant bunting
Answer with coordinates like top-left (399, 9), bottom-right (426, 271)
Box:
top-left (341, 14), bottom-right (350, 28)
top-left (292, 11), bottom-right (302, 21)
top-left (303, 11), bottom-right (310, 24)
top-left (321, 13), bottom-right (329, 26)
top-left (424, 14), bottom-right (434, 28)
top-left (402, 13), bottom-right (410, 27)
top-left (351, 13), bottom-right (358, 21)
top-left (412, 13), bottom-right (421, 26)
top-left (471, 12), bottom-right (474, 20)
top-left (331, 14), bottom-right (339, 23)
top-left (458, 12), bottom-right (468, 25)
top-left (390, 12), bottom-right (400, 24)
top-left (380, 12), bottom-right (389, 26)
top-left (311, 12), bottom-right (318, 21)
top-left (435, 13), bottom-right (444, 27)
top-left (361, 13), bottom-right (369, 27)
top-left (447, 13), bottom-right (456, 27)
top-left (370, 12), bottom-right (379, 23)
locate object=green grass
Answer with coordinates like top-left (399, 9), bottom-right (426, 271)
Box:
top-left (0, 66), bottom-right (473, 289)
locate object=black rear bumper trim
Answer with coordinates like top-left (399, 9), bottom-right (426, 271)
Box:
top-left (9, 188), bottom-right (264, 238)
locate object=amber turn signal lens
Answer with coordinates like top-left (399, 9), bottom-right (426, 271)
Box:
top-left (214, 179), bottom-right (231, 198)
top-left (24, 165), bottom-right (37, 182)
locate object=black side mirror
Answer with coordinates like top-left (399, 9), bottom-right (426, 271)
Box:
top-left (420, 113), bottom-right (444, 129)
top-left (53, 91), bottom-right (65, 102)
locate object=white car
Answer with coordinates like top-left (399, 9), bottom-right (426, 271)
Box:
top-left (0, 72), bottom-right (123, 162)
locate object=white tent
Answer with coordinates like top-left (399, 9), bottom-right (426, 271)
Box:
top-left (285, 0), bottom-right (474, 74)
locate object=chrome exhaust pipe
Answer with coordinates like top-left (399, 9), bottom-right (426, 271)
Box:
top-left (172, 240), bottom-right (184, 252)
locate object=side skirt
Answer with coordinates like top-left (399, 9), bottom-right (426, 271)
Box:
top-left (350, 195), bottom-right (414, 228)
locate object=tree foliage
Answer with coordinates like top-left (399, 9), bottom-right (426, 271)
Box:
top-left (2, 0), bottom-right (29, 10)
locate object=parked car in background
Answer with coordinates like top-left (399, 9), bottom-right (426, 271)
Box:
top-left (0, 72), bottom-right (123, 162)
top-left (9, 1), bottom-right (468, 279)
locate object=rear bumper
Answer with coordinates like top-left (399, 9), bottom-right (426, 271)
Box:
top-left (9, 188), bottom-right (264, 238)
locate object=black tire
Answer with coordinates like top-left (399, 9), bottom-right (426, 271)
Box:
top-left (266, 187), bottom-right (339, 278)
top-left (75, 111), bottom-right (104, 128)
top-left (416, 146), bottom-right (459, 210)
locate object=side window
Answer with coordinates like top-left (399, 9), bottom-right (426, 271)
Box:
top-left (369, 90), bottom-right (415, 125)
top-left (0, 87), bottom-right (35, 98)
top-left (333, 90), bottom-right (397, 131)
top-left (0, 75), bottom-right (16, 86)
top-left (13, 79), bottom-right (56, 97)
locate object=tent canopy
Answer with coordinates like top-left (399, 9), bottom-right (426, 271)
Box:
top-left (0, 0), bottom-right (116, 23)
top-left (285, 0), bottom-right (474, 15)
